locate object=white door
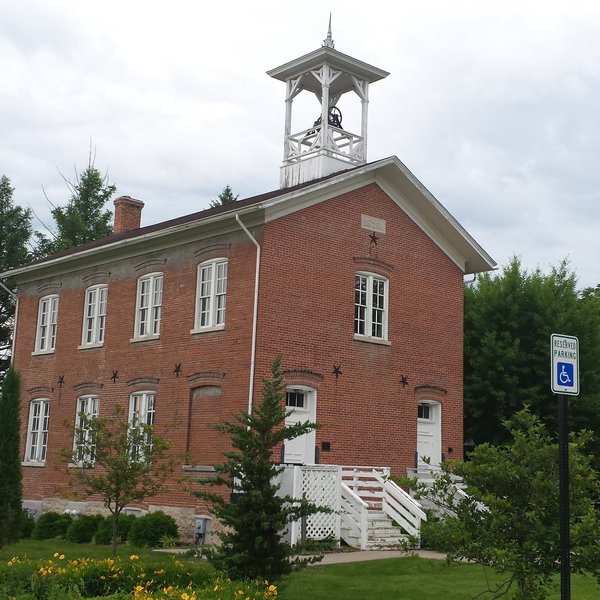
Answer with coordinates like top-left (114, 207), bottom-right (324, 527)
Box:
top-left (416, 401), bottom-right (441, 472)
top-left (284, 387), bottom-right (316, 464)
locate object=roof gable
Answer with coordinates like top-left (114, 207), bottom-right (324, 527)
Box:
top-left (1, 157), bottom-right (495, 281)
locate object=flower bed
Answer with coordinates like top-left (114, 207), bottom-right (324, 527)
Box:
top-left (1, 553), bottom-right (278, 599)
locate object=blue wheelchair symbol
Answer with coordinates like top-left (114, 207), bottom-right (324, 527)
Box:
top-left (557, 362), bottom-right (574, 387)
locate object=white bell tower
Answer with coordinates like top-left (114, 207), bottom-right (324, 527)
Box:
top-left (267, 20), bottom-right (389, 189)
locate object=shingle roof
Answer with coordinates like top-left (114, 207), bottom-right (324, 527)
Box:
top-left (20, 168), bottom-right (351, 269)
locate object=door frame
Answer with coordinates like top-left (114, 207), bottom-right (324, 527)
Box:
top-left (284, 385), bottom-right (317, 465)
top-left (416, 400), bottom-right (442, 471)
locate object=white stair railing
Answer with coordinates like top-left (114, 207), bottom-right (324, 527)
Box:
top-left (341, 466), bottom-right (427, 545)
top-left (379, 475), bottom-right (427, 540)
top-left (340, 482), bottom-right (369, 550)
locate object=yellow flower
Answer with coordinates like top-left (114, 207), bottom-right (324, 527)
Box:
top-left (53, 552), bottom-right (59, 558)
top-left (130, 554), bottom-right (139, 560)
top-left (268, 585), bottom-right (277, 592)
top-left (59, 554), bottom-right (65, 560)
top-left (181, 593), bottom-right (190, 600)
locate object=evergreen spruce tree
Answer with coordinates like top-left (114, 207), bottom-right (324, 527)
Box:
top-left (0, 367), bottom-right (23, 547)
top-left (195, 356), bottom-right (325, 580)
top-left (35, 152), bottom-right (115, 256)
top-left (209, 185), bottom-right (239, 209)
top-left (0, 175), bottom-right (32, 379)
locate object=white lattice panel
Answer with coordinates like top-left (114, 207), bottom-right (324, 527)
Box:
top-left (301, 466), bottom-right (340, 540)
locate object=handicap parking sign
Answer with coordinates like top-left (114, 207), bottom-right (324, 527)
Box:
top-left (551, 334), bottom-right (579, 395)
top-left (557, 362), bottom-right (574, 388)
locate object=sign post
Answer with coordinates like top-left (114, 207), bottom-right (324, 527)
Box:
top-left (550, 333), bottom-right (579, 600)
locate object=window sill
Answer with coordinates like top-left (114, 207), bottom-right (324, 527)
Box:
top-left (77, 342), bottom-right (104, 350)
top-left (353, 334), bottom-right (391, 346)
top-left (31, 349), bottom-right (55, 356)
top-left (68, 462), bottom-right (95, 469)
top-left (22, 461), bottom-right (46, 467)
top-left (190, 325), bottom-right (225, 335)
top-left (130, 334), bottom-right (160, 343)
top-left (182, 464), bottom-right (216, 473)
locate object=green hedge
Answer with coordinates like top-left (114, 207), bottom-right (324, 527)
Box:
top-left (32, 512), bottom-right (73, 540)
top-left (128, 511), bottom-right (178, 548)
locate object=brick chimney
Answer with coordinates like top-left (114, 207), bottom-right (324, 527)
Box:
top-left (113, 196), bottom-right (144, 233)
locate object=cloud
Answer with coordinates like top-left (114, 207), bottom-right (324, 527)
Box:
top-left (2, 0), bottom-right (599, 287)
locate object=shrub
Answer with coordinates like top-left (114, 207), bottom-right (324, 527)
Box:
top-left (66, 514), bottom-right (104, 543)
top-left (20, 510), bottom-right (35, 539)
top-left (419, 512), bottom-right (462, 553)
top-left (128, 511), bottom-right (178, 548)
top-left (94, 516), bottom-right (113, 545)
top-left (116, 513), bottom-right (137, 541)
top-left (94, 514), bottom-right (137, 545)
top-left (31, 511), bottom-right (73, 540)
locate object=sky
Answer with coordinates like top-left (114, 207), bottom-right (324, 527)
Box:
top-left (2, 0), bottom-right (599, 288)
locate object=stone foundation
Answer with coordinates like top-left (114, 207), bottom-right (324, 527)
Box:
top-left (23, 497), bottom-right (217, 545)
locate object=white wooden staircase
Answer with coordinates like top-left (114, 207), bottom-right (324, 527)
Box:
top-left (340, 466), bottom-right (427, 550)
top-left (278, 464), bottom-right (427, 551)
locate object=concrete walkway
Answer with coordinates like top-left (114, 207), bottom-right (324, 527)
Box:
top-left (157, 547), bottom-right (447, 564)
top-left (315, 549), bottom-right (446, 565)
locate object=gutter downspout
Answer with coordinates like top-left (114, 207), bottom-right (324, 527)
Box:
top-left (0, 280), bottom-right (18, 366)
top-left (235, 214), bottom-right (261, 415)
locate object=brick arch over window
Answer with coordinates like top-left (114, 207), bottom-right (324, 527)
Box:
top-left (193, 243), bottom-right (231, 260)
top-left (282, 368), bottom-right (323, 389)
top-left (186, 385), bottom-right (223, 467)
top-left (352, 256), bottom-right (393, 276)
top-left (134, 258), bottom-right (167, 275)
top-left (413, 385), bottom-right (447, 404)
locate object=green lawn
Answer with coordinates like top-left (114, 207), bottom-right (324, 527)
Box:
top-left (279, 556), bottom-right (600, 600)
top-left (2, 541), bottom-right (599, 599)
top-left (0, 539), bottom-right (162, 562)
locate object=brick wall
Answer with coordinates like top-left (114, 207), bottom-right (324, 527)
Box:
top-left (13, 182), bottom-right (464, 522)
top-left (257, 183), bottom-right (464, 473)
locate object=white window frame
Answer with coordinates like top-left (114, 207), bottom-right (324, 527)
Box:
top-left (418, 402), bottom-right (435, 422)
top-left (286, 389), bottom-right (308, 411)
top-left (80, 285), bottom-right (108, 348)
top-left (73, 395), bottom-right (99, 465)
top-left (34, 295), bottom-right (59, 354)
top-left (128, 391), bottom-right (156, 460)
top-left (24, 399), bottom-right (51, 464)
top-left (354, 272), bottom-right (388, 341)
top-left (133, 273), bottom-right (163, 341)
top-left (192, 259), bottom-right (228, 333)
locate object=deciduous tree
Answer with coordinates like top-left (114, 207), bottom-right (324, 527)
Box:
top-left (408, 408), bottom-right (600, 599)
top-left (62, 405), bottom-right (174, 557)
top-left (464, 257), bottom-right (600, 455)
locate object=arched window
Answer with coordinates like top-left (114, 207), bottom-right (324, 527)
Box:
top-left (73, 395), bottom-right (99, 465)
top-left (25, 398), bottom-right (51, 464)
top-left (354, 272), bottom-right (388, 341)
top-left (193, 259), bottom-right (228, 332)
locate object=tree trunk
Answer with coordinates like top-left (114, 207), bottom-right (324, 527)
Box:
top-left (111, 511), bottom-right (119, 558)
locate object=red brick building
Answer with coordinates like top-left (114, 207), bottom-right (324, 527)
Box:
top-left (2, 31), bottom-right (494, 543)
